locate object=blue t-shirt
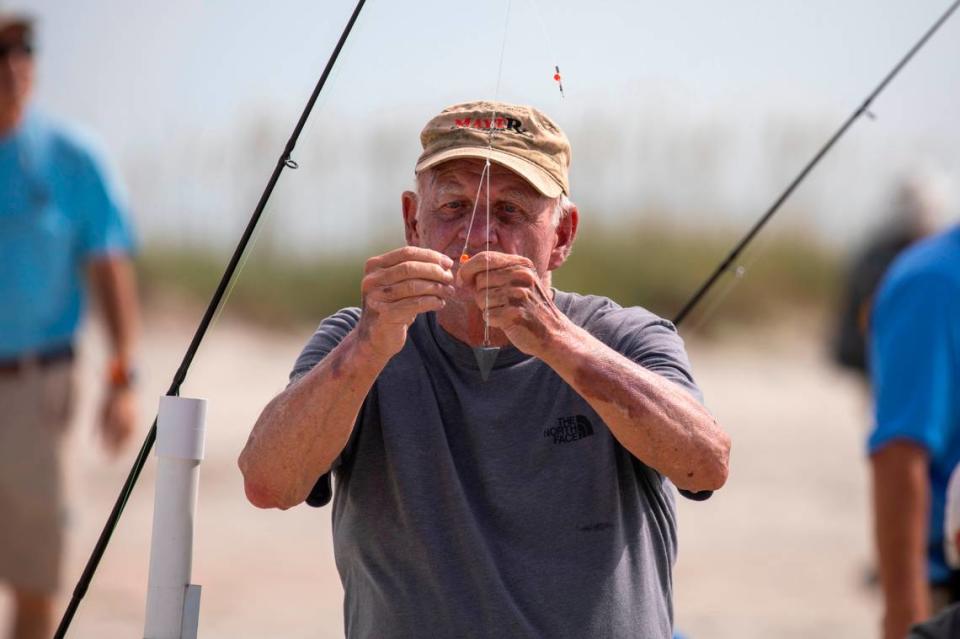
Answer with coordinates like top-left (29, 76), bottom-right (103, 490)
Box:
top-left (0, 110), bottom-right (135, 358)
top-left (868, 225), bottom-right (960, 584)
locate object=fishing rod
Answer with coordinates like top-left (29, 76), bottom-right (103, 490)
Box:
top-left (668, 0), bottom-right (959, 503)
top-left (52, 2), bottom-right (368, 636)
top-left (671, 0), bottom-right (960, 327)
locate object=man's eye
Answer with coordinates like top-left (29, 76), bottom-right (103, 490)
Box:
top-left (496, 203), bottom-right (525, 221)
top-left (430, 201), bottom-right (466, 219)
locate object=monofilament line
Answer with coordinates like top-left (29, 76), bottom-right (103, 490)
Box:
top-left (494, 0), bottom-right (512, 99)
top-left (459, 159), bottom-right (491, 259)
top-left (479, 0), bottom-right (512, 346)
top-left (525, 0), bottom-right (565, 96)
top-left (484, 157), bottom-right (492, 345)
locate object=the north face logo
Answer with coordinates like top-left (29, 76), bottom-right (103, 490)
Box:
top-left (543, 415), bottom-right (595, 444)
top-left (452, 117), bottom-right (527, 134)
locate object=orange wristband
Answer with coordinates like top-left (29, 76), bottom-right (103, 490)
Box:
top-left (108, 359), bottom-right (137, 388)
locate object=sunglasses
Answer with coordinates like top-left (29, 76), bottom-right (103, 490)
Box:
top-left (0, 42), bottom-right (33, 58)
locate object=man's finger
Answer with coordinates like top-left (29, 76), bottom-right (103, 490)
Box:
top-left (483, 305), bottom-right (513, 329)
top-left (366, 247), bottom-right (453, 273)
top-left (457, 251), bottom-right (534, 286)
top-left (473, 265), bottom-right (536, 293)
top-left (375, 295), bottom-right (446, 322)
top-left (371, 279), bottom-right (456, 303)
top-left (476, 287), bottom-right (518, 311)
top-left (364, 262), bottom-right (454, 291)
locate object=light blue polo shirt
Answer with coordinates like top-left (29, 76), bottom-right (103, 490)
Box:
top-left (868, 225), bottom-right (960, 584)
top-left (0, 110), bottom-right (135, 359)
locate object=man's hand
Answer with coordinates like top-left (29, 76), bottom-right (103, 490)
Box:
top-left (100, 385), bottom-right (136, 455)
top-left (88, 256), bottom-right (139, 456)
top-left (358, 247), bottom-right (455, 358)
top-left (458, 251), bottom-right (568, 357)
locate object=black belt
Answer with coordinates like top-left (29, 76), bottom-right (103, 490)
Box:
top-left (0, 344), bottom-right (74, 375)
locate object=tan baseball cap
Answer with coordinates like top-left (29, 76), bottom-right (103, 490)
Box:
top-left (415, 100), bottom-right (571, 198)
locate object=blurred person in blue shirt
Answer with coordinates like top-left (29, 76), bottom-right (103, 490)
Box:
top-left (869, 221), bottom-right (960, 639)
top-left (0, 12), bottom-right (140, 639)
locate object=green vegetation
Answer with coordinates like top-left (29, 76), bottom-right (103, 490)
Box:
top-left (137, 222), bottom-right (840, 334)
top-left (556, 221), bottom-right (840, 329)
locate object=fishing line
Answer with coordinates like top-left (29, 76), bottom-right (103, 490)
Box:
top-left (479, 0), bottom-right (513, 350)
top-left (484, 154), bottom-right (493, 345)
top-left (682, 206), bottom-right (795, 335)
top-left (458, 159), bottom-right (492, 262)
top-left (525, 0), bottom-right (565, 97)
top-left (204, 204), bottom-right (271, 339)
top-left (460, 0), bottom-right (513, 364)
top-left (493, 0), bottom-right (512, 99)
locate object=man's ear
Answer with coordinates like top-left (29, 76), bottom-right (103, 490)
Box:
top-left (548, 205), bottom-right (579, 271)
top-left (401, 191), bottom-right (420, 246)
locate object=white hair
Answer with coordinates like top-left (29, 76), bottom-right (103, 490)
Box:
top-left (552, 194), bottom-right (575, 226)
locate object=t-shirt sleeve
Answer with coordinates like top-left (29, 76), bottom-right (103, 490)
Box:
top-left (288, 307), bottom-right (363, 507)
top-left (614, 314), bottom-right (704, 404)
top-left (607, 309), bottom-right (712, 501)
top-left (289, 307), bottom-right (362, 384)
top-left (74, 146), bottom-right (137, 259)
top-left (868, 272), bottom-right (958, 457)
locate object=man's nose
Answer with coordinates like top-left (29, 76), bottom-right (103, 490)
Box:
top-left (462, 215), bottom-right (497, 252)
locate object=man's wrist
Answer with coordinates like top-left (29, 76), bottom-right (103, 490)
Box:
top-left (351, 316), bottom-right (403, 364)
top-left (537, 317), bottom-right (591, 370)
top-left (107, 357), bottom-right (138, 389)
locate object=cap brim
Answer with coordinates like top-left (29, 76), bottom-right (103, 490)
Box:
top-left (415, 146), bottom-right (564, 198)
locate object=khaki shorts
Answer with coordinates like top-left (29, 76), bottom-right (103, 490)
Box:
top-left (0, 360), bottom-right (74, 594)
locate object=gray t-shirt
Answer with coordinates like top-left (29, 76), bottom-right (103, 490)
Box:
top-left (290, 290), bottom-right (703, 639)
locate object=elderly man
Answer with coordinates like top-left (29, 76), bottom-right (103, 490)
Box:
top-left (0, 12), bottom-right (139, 639)
top-left (239, 101), bottom-right (730, 638)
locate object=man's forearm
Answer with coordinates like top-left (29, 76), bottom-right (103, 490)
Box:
top-left (88, 256), bottom-right (139, 362)
top-left (540, 322), bottom-right (730, 492)
top-left (872, 441), bottom-right (930, 639)
top-left (239, 329), bottom-right (388, 509)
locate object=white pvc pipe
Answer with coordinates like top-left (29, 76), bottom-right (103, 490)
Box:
top-left (143, 396), bottom-right (206, 639)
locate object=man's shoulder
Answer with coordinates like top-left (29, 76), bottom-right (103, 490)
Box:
top-left (319, 307), bottom-right (363, 329)
top-left (877, 226), bottom-right (960, 306)
top-left (555, 289), bottom-right (671, 333)
top-left (305, 307), bottom-right (363, 351)
top-left (289, 307), bottom-right (362, 384)
top-left (24, 110), bottom-right (110, 174)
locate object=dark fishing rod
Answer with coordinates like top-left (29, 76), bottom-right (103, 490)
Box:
top-left (53, 2), bottom-right (367, 636)
top-left (669, 0), bottom-right (959, 503)
top-left (672, 0), bottom-right (960, 328)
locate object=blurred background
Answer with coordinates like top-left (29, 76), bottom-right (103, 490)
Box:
top-left (4, 0), bottom-right (960, 636)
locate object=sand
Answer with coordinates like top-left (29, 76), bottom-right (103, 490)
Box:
top-left (0, 312), bottom-right (880, 638)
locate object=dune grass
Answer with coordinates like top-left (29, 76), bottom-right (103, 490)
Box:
top-left (137, 223), bottom-right (839, 334)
